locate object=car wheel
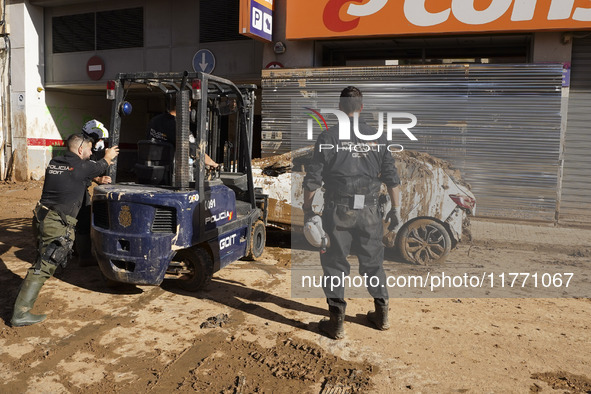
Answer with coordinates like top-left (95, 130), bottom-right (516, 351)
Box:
top-left (244, 220), bottom-right (266, 261)
top-left (397, 219), bottom-right (452, 265)
top-left (174, 247), bottom-right (213, 291)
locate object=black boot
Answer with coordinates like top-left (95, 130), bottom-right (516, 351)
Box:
top-left (10, 274), bottom-right (47, 327)
top-left (319, 307), bottom-right (345, 339)
top-left (367, 299), bottom-right (390, 330)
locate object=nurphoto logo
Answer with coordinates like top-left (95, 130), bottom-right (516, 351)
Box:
top-left (305, 107), bottom-right (418, 153)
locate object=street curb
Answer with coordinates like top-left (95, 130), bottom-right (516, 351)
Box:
top-left (468, 239), bottom-right (591, 257)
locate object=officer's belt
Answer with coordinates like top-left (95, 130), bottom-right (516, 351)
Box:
top-left (35, 202), bottom-right (74, 226)
top-left (328, 195), bottom-right (378, 208)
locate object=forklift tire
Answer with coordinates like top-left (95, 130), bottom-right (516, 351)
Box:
top-left (244, 220), bottom-right (266, 261)
top-left (175, 247), bottom-right (214, 292)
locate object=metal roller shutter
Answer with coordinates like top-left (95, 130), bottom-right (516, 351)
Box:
top-left (262, 64), bottom-right (563, 220)
top-left (560, 36), bottom-right (591, 224)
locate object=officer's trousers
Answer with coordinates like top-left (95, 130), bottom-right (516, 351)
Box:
top-left (320, 202), bottom-right (389, 313)
top-left (30, 206), bottom-right (77, 282)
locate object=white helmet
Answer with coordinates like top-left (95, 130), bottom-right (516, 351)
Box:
top-left (82, 119), bottom-right (109, 142)
top-left (304, 215), bottom-right (330, 250)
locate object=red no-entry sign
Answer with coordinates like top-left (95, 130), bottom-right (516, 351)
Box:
top-left (87, 56), bottom-right (105, 81)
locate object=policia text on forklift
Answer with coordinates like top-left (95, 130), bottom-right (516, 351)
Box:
top-left (303, 86), bottom-right (402, 340)
top-left (10, 132), bottom-right (119, 327)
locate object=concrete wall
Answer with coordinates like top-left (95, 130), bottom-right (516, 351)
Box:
top-left (44, 0), bottom-right (264, 85)
top-left (9, 0), bottom-right (265, 180)
top-left (0, 0), bottom-right (8, 180)
top-left (262, 0), bottom-right (315, 69)
top-left (8, 1), bottom-right (52, 180)
top-left (533, 32), bottom-right (573, 63)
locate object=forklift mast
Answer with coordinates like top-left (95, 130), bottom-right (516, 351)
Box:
top-left (106, 71), bottom-right (258, 207)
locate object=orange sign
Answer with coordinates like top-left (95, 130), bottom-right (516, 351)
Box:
top-left (287, 0), bottom-right (591, 40)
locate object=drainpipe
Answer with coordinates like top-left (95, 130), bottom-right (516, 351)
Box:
top-left (0, 0), bottom-right (12, 180)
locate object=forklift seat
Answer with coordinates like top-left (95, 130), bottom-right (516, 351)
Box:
top-left (135, 139), bottom-right (174, 185)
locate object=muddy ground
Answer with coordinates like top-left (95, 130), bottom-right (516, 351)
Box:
top-left (1, 180), bottom-right (591, 393)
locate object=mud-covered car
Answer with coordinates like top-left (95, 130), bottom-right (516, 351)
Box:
top-left (252, 147), bottom-right (475, 265)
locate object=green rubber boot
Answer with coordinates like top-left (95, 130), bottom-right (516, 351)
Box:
top-left (367, 299), bottom-right (390, 330)
top-left (319, 307), bottom-right (345, 340)
top-left (10, 274), bottom-right (47, 327)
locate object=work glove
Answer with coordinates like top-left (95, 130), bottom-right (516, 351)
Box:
top-left (385, 206), bottom-right (402, 231)
top-left (304, 214), bottom-right (330, 252)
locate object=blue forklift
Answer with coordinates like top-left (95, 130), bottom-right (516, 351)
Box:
top-left (91, 71), bottom-right (267, 291)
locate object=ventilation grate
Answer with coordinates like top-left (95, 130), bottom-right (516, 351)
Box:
top-left (97, 8), bottom-right (143, 50)
top-left (93, 201), bottom-right (109, 229)
top-left (52, 13), bottom-right (94, 53)
top-left (52, 8), bottom-right (143, 54)
top-left (152, 207), bottom-right (177, 233)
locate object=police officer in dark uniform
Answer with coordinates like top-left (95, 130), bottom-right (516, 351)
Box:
top-left (147, 93), bottom-right (178, 145)
top-left (147, 94), bottom-right (218, 169)
top-left (10, 133), bottom-right (119, 327)
top-left (76, 119), bottom-right (112, 266)
top-left (303, 86), bottom-right (402, 340)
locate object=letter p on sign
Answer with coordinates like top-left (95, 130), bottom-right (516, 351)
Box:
top-left (253, 8), bottom-right (263, 29)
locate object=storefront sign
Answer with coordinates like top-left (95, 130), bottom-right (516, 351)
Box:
top-left (240, 0), bottom-right (274, 42)
top-left (287, 0), bottom-right (591, 39)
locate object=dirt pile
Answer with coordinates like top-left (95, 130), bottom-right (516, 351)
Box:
top-left (531, 371), bottom-right (591, 393)
top-left (177, 334), bottom-right (375, 393)
top-left (253, 146), bottom-right (472, 231)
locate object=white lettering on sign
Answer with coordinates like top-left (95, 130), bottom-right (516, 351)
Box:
top-left (452, 0), bottom-right (513, 25)
top-left (220, 234), bottom-right (237, 250)
top-left (348, 0), bottom-right (389, 17)
top-left (511, 0), bottom-right (536, 21)
top-left (253, 8), bottom-right (263, 30)
top-left (404, 1), bottom-right (449, 27)
top-left (403, 0), bottom-right (591, 27)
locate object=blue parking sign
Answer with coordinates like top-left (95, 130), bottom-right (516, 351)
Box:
top-left (250, 1), bottom-right (272, 42)
top-left (193, 49), bottom-right (216, 74)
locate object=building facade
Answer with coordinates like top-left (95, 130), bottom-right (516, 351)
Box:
top-left (1, 0), bottom-right (264, 181)
top-left (1, 0), bottom-right (590, 223)
top-left (259, 0), bottom-right (590, 223)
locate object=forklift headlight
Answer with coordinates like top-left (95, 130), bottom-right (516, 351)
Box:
top-left (106, 80), bottom-right (116, 100)
top-left (191, 79), bottom-right (202, 101)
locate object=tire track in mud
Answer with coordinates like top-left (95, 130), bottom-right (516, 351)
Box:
top-left (2, 287), bottom-right (166, 392)
top-left (144, 306), bottom-right (376, 393)
top-left (146, 317), bottom-right (235, 393)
